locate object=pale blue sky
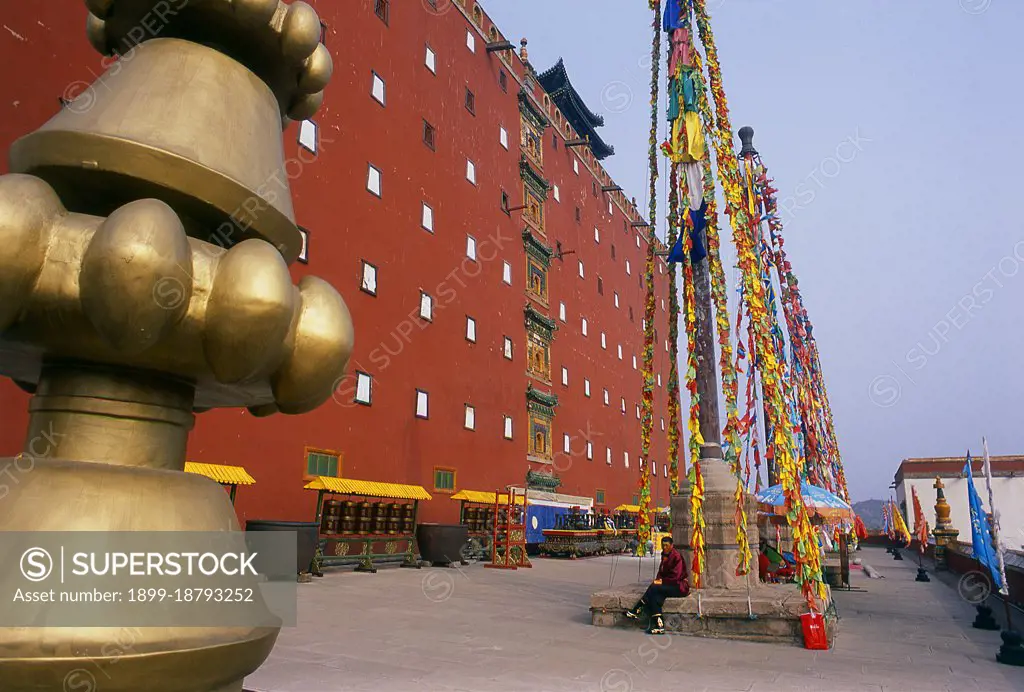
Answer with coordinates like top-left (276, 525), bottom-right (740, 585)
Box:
top-left (486, 0), bottom-right (1024, 502)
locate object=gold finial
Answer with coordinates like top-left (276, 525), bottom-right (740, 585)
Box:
top-left (520, 37), bottom-right (528, 62)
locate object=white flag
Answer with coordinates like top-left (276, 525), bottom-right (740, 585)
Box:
top-left (982, 437), bottom-right (1010, 596)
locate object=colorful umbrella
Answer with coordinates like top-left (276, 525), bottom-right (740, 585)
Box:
top-left (756, 482), bottom-right (853, 521)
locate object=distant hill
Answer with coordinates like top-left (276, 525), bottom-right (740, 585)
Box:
top-left (852, 499), bottom-right (885, 530)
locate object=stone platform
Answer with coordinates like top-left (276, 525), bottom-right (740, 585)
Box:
top-left (590, 582), bottom-right (837, 646)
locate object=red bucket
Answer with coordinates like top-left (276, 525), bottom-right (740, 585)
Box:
top-left (801, 612), bottom-right (829, 650)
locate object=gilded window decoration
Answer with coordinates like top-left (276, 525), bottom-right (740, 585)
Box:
top-left (526, 385), bottom-right (559, 464)
top-left (518, 89), bottom-right (549, 168)
top-left (528, 414), bottom-right (552, 460)
top-left (523, 230), bottom-right (552, 305)
top-left (524, 302), bottom-right (556, 383)
top-left (523, 185), bottom-right (545, 232)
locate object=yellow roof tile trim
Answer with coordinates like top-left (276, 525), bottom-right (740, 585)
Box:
top-left (304, 476), bottom-right (432, 501)
top-left (185, 462), bottom-right (255, 486)
top-left (450, 490), bottom-right (525, 505)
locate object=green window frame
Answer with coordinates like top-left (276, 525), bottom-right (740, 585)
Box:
top-left (434, 467), bottom-right (456, 492)
top-left (305, 449), bottom-right (339, 478)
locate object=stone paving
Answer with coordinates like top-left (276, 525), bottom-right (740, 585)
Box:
top-left (245, 547), bottom-right (1024, 691)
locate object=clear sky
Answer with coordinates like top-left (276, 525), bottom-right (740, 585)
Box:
top-left (485, 0), bottom-right (1024, 503)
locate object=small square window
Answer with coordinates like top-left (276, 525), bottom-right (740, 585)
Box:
top-left (355, 372), bottom-right (372, 405)
top-left (620, 397), bottom-right (626, 413)
top-left (502, 261), bottom-right (512, 285)
top-left (606, 447), bottom-right (612, 465)
top-left (499, 126), bottom-right (509, 149)
top-left (466, 235), bottom-right (477, 260)
top-left (594, 227), bottom-right (600, 244)
top-left (625, 259), bottom-right (631, 275)
top-left (661, 299), bottom-right (666, 311)
top-left (553, 185), bottom-right (560, 202)
top-left (629, 306), bottom-right (634, 322)
top-left (466, 316), bottom-right (477, 343)
top-left (421, 202), bottom-right (434, 232)
top-left (665, 339), bottom-right (669, 352)
top-left (636, 404), bottom-right (641, 419)
top-left (578, 260), bottom-right (584, 279)
top-left (499, 70), bottom-right (508, 92)
top-left (367, 164), bottom-right (382, 197)
top-left (552, 134), bottom-right (558, 150)
top-left (298, 119), bottom-right (317, 153)
top-left (503, 336), bottom-right (513, 359)
top-left (465, 87), bottom-right (476, 115)
top-left (624, 451), bottom-right (630, 468)
top-left (374, 0), bottom-right (389, 24)
top-left (423, 120), bottom-right (436, 150)
top-left (573, 158), bottom-right (579, 175)
top-left (600, 333), bottom-right (607, 349)
top-left (559, 302), bottom-right (566, 321)
top-left (660, 417), bottom-right (666, 431)
top-left (466, 159), bottom-right (476, 184)
top-left (664, 465), bottom-right (668, 478)
top-left (581, 318), bottom-right (588, 336)
top-left (614, 292), bottom-right (619, 308)
top-left (611, 244), bottom-right (616, 260)
top-left (617, 344), bottom-right (623, 360)
top-left (319, 21), bottom-right (328, 45)
top-left (608, 201), bottom-right (613, 215)
top-left (592, 182), bottom-right (597, 197)
top-left (416, 389), bottom-right (429, 419)
top-left (584, 379), bottom-right (591, 397)
top-left (503, 415), bottom-right (513, 439)
top-left (465, 404), bottom-right (476, 430)
top-left (586, 441), bottom-right (594, 460)
top-left (575, 207), bottom-right (581, 223)
top-left (596, 488), bottom-right (606, 504)
top-left (420, 291), bottom-right (433, 321)
top-left (433, 467), bottom-right (455, 492)
top-left (297, 226), bottom-right (310, 264)
top-left (425, 45), bottom-right (436, 73)
top-left (563, 433), bottom-right (571, 454)
top-left (658, 373), bottom-right (662, 387)
top-left (632, 355), bottom-right (637, 370)
top-left (597, 277), bottom-right (603, 295)
top-left (636, 234), bottom-right (641, 248)
top-left (561, 366), bottom-right (568, 386)
top-left (360, 261), bottom-right (378, 295)
top-left (466, 30), bottom-right (476, 52)
top-left (603, 389), bottom-right (609, 406)
top-left (371, 72), bottom-right (386, 105)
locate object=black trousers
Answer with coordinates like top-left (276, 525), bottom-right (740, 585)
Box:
top-left (638, 583), bottom-right (684, 616)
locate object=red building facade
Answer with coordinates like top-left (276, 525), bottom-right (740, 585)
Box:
top-left (0, 0), bottom-right (676, 524)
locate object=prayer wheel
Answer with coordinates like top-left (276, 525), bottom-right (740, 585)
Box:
top-left (340, 500), bottom-right (356, 533)
top-left (372, 501), bottom-right (387, 534)
top-left (321, 499), bottom-right (341, 535)
top-left (402, 504), bottom-right (414, 533)
top-left (387, 502), bottom-right (400, 535)
top-left (357, 501), bottom-right (372, 534)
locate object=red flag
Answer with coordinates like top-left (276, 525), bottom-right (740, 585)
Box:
top-left (853, 515), bottom-right (868, 540)
top-left (911, 487), bottom-right (930, 554)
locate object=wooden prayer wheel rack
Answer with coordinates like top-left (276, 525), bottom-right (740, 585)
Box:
top-left (305, 476), bottom-right (432, 572)
top-left (450, 489), bottom-right (525, 560)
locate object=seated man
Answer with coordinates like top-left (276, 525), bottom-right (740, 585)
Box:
top-left (625, 536), bottom-right (689, 634)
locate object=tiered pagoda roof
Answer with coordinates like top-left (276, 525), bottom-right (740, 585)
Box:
top-left (537, 59), bottom-right (615, 160)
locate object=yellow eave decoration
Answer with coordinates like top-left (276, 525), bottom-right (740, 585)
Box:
top-left (450, 490), bottom-right (525, 505)
top-left (304, 476), bottom-right (432, 501)
top-left (614, 504), bottom-right (670, 514)
top-left (185, 462), bottom-right (256, 486)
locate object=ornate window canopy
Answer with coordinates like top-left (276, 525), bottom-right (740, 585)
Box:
top-left (520, 155), bottom-right (551, 198)
top-left (523, 229), bottom-right (553, 268)
top-left (518, 88), bottom-right (550, 131)
top-left (524, 303), bottom-right (557, 341)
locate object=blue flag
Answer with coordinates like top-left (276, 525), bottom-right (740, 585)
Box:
top-left (667, 201), bottom-right (708, 265)
top-left (964, 453), bottom-right (1005, 591)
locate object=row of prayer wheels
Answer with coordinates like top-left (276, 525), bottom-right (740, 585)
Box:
top-left (463, 504), bottom-right (525, 532)
top-left (320, 500), bottom-right (414, 536)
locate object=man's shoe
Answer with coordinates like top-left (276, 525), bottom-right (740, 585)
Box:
top-left (625, 602), bottom-right (645, 620)
top-left (647, 614), bottom-right (665, 635)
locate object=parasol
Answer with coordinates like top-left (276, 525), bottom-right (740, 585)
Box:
top-left (756, 482), bottom-right (854, 522)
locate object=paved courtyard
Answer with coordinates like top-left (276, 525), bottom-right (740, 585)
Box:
top-left (246, 547), bottom-right (1024, 691)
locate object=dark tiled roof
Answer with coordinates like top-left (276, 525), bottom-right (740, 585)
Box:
top-left (537, 59), bottom-right (615, 160)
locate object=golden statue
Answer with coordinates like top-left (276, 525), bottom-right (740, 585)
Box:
top-left (0, 1), bottom-right (351, 689)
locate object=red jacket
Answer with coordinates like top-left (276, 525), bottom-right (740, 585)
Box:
top-left (657, 548), bottom-right (689, 593)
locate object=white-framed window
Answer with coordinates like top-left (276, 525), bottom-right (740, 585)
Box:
top-left (502, 261), bottom-right (512, 284)
top-left (601, 333), bottom-right (607, 349)
top-left (466, 235), bottom-right (477, 260)
top-left (652, 461), bottom-right (658, 476)
top-left (614, 292), bottom-right (619, 308)
top-left (603, 389), bottom-right (609, 406)
top-left (419, 291), bottom-right (433, 321)
top-left (297, 226), bottom-right (310, 264)
top-left (466, 159), bottom-right (476, 184)
top-left (624, 451), bottom-right (630, 468)
top-left (665, 339), bottom-right (669, 352)
top-left (499, 126), bottom-right (509, 149)
top-left (643, 319), bottom-right (647, 330)
top-left (606, 447), bottom-right (612, 465)
top-left (660, 417), bottom-right (665, 431)
top-left (503, 336), bottom-right (513, 359)
top-left (360, 261), bottom-right (378, 295)
top-left (466, 316), bottom-right (477, 343)
top-left (466, 30), bottom-right (476, 53)
top-left (425, 45), bottom-right (436, 73)
top-left (636, 234), bottom-right (641, 248)
top-left (371, 71), bottom-right (386, 105)
top-left (421, 203), bottom-right (434, 232)
top-left (660, 263), bottom-right (666, 275)
top-left (563, 433), bottom-right (571, 454)
top-left (573, 158), bottom-right (579, 175)
top-left (664, 464), bottom-right (668, 478)
top-left (355, 372), bottom-right (372, 405)
top-left (661, 299), bottom-right (666, 311)
top-left (581, 318), bottom-right (588, 336)
top-left (620, 397), bottom-right (626, 413)
top-left (464, 404), bottom-right (476, 430)
top-left (415, 389), bottom-right (429, 419)
top-left (584, 379), bottom-right (591, 397)
top-left (617, 344), bottom-right (623, 360)
top-left (587, 441), bottom-right (594, 460)
top-left (632, 355), bottom-right (637, 370)
top-left (608, 200), bottom-right (613, 215)
top-left (298, 119), bottom-right (317, 153)
top-left (636, 404), bottom-right (641, 419)
top-left (594, 227), bottom-right (600, 243)
top-left (503, 415), bottom-right (513, 439)
top-left (578, 260), bottom-right (585, 278)
top-left (658, 373), bottom-right (662, 387)
top-left (625, 259), bottom-right (631, 275)
top-left (559, 302), bottom-right (566, 322)
top-left (554, 185), bottom-right (560, 202)
top-left (367, 164), bottom-right (382, 197)
top-left (561, 367), bottom-right (568, 386)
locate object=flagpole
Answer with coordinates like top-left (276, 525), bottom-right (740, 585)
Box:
top-left (984, 438), bottom-right (1016, 636)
